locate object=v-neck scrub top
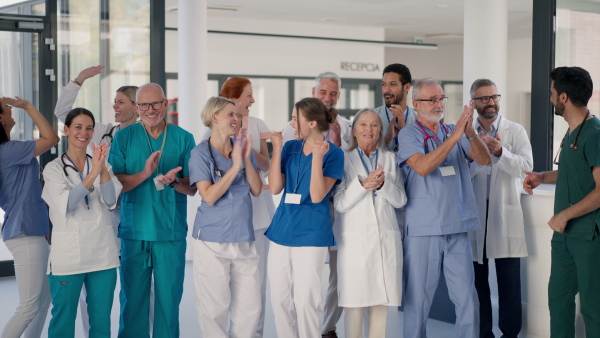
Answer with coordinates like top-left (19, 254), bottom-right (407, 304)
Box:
top-left (265, 139), bottom-right (344, 247)
top-left (109, 123), bottom-right (195, 241)
top-left (397, 122), bottom-right (479, 236)
top-left (0, 140), bottom-right (49, 240)
top-left (188, 139), bottom-right (258, 243)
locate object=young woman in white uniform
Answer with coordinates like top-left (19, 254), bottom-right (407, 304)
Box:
top-left (42, 108), bottom-right (122, 338)
top-left (189, 96), bottom-right (263, 337)
top-left (333, 108), bottom-right (407, 338)
top-left (53, 65), bottom-right (139, 336)
top-left (0, 97), bottom-right (59, 338)
top-left (200, 78), bottom-right (275, 337)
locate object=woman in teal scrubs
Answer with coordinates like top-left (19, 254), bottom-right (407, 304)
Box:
top-left (42, 108), bottom-right (122, 338)
top-left (266, 97), bottom-right (344, 338)
top-left (0, 96), bottom-right (59, 338)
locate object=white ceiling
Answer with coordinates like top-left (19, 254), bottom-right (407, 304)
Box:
top-left (166, 0), bottom-right (534, 44)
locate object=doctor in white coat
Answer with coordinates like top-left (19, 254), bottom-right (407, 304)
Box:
top-left (333, 108), bottom-right (407, 338)
top-left (42, 108), bottom-right (122, 338)
top-left (467, 79), bottom-right (533, 338)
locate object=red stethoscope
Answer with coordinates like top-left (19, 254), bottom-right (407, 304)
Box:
top-left (415, 120), bottom-right (450, 149)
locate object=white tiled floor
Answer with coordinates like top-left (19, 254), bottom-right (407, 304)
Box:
top-left (0, 261), bottom-right (513, 337)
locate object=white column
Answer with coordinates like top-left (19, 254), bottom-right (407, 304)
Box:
top-left (463, 0), bottom-right (507, 107)
top-left (178, 0), bottom-right (207, 142)
top-left (179, 0), bottom-right (207, 260)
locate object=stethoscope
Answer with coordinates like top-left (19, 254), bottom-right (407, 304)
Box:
top-left (99, 125), bottom-right (119, 146)
top-left (61, 152), bottom-right (93, 209)
top-left (415, 120), bottom-right (450, 149)
top-left (559, 111), bottom-right (591, 151)
top-left (207, 137), bottom-right (234, 178)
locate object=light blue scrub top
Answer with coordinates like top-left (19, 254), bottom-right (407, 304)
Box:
top-left (265, 139), bottom-right (344, 247)
top-left (109, 123), bottom-right (195, 241)
top-left (188, 139), bottom-right (257, 243)
top-left (397, 122), bottom-right (479, 236)
top-left (0, 140), bottom-right (49, 240)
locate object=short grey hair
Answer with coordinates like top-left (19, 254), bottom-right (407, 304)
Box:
top-left (136, 83), bottom-right (166, 101)
top-left (348, 108), bottom-right (386, 152)
top-left (412, 78), bottom-right (442, 101)
top-left (470, 78), bottom-right (496, 98)
top-left (314, 71), bottom-right (342, 89)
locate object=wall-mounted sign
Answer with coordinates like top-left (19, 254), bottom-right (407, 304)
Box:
top-left (340, 62), bottom-right (380, 72)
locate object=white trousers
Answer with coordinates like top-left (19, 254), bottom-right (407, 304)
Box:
top-left (253, 229), bottom-right (269, 338)
top-left (268, 241), bottom-right (328, 338)
top-left (193, 239), bottom-right (260, 338)
top-left (322, 248), bottom-right (343, 334)
top-left (344, 305), bottom-right (388, 338)
top-left (2, 235), bottom-right (51, 338)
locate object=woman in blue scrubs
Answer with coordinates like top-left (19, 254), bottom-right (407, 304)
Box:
top-left (0, 96), bottom-right (59, 338)
top-left (42, 109), bottom-right (122, 338)
top-left (266, 97), bottom-right (344, 338)
top-left (189, 96), bottom-right (263, 337)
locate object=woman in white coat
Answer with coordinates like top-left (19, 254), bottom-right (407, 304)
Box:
top-left (42, 108), bottom-right (122, 338)
top-left (333, 108), bottom-right (407, 338)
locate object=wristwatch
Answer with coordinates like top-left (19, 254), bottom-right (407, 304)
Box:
top-left (168, 177), bottom-right (180, 189)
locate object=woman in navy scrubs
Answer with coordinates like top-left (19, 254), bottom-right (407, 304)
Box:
top-left (266, 97), bottom-right (344, 338)
top-left (0, 96), bottom-right (59, 338)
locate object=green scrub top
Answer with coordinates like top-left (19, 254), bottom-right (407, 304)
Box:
top-left (555, 116), bottom-right (600, 240)
top-left (109, 123), bottom-right (195, 241)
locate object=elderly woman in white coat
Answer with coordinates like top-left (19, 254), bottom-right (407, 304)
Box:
top-left (333, 108), bottom-right (407, 338)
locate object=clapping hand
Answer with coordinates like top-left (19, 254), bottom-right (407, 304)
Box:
top-left (362, 163), bottom-right (385, 190)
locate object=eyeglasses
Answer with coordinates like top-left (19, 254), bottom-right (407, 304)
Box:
top-left (471, 95), bottom-right (501, 104)
top-left (137, 100), bottom-right (164, 111)
top-left (414, 96), bottom-right (448, 105)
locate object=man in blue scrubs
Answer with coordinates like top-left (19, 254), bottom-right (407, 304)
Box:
top-left (397, 78), bottom-right (490, 338)
top-left (109, 83), bottom-right (196, 338)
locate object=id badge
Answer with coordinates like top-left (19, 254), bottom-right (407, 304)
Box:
top-left (285, 193), bottom-right (301, 204)
top-left (153, 174), bottom-right (165, 191)
top-left (439, 166), bottom-right (456, 177)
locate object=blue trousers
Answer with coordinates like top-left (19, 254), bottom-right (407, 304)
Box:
top-left (403, 233), bottom-right (479, 338)
top-left (118, 239), bottom-right (186, 338)
top-left (48, 268), bottom-right (117, 338)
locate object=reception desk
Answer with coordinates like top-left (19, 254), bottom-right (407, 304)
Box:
top-left (521, 183), bottom-right (586, 338)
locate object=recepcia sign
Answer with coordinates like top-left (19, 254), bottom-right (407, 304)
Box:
top-left (340, 62), bottom-right (381, 72)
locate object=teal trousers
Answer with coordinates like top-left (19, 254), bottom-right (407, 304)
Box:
top-left (118, 239), bottom-right (186, 338)
top-left (549, 230), bottom-right (600, 338)
top-left (48, 268), bottom-right (117, 338)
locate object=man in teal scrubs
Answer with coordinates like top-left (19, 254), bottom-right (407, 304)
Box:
top-left (109, 83), bottom-right (196, 338)
top-left (524, 66), bottom-right (600, 337)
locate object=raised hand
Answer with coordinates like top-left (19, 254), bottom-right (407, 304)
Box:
top-left (243, 133), bottom-right (254, 160)
top-left (312, 140), bottom-right (329, 160)
top-left (231, 135), bottom-right (244, 170)
top-left (453, 103), bottom-right (474, 139)
top-left (76, 65), bottom-right (105, 84)
top-left (389, 104), bottom-right (406, 129)
top-left (2, 96), bottom-right (32, 110)
top-left (481, 132), bottom-right (502, 156)
top-left (269, 131), bottom-right (283, 152)
top-left (89, 143), bottom-right (105, 177)
top-left (362, 163), bottom-right (385, 190)
top-left (523, 170), bottom-right (542, 194)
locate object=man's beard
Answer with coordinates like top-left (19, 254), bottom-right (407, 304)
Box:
top-left (385, 90), bottom-right (404, 108)
top-left (554, 100), bottom-right (565, 116)
top-left (423, 109), bottom-right (444, 123)
top-left (477, 104), bottom-right (499, 120)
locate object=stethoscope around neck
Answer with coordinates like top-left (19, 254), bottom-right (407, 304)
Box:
top-left (415, 120), bottom-right (450, 148)
top-left (61, 152), bottom-right (92, 178)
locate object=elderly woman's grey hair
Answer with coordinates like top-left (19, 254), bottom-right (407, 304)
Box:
top-left (411, 78), bottom-right (443, 102)
top-left (348, 108), bottom-right (386, 152)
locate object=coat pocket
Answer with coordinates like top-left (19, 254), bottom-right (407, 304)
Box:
top-left (501, 204), bottom-right (525, 238)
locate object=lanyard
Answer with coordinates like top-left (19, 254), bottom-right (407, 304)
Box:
top-left (142, 122), bottom-right (168, 175)
top-left (64, 153), bottom-right (91, 210)
top-left (385, 106), bottom-right (409, 151)
top-left (293, 138), bottom-right (325, 194)
top-left (358, 149), bottom-right (378, 174)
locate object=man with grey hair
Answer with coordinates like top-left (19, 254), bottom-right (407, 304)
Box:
top-left (397, 78), bottom-right (490, 338)
top-left (374, 63), bottom-right (418, 152)
top-left (109, 83), bottom-right (197, 337)
top-left (468, 78), bottom-right (532, 338)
